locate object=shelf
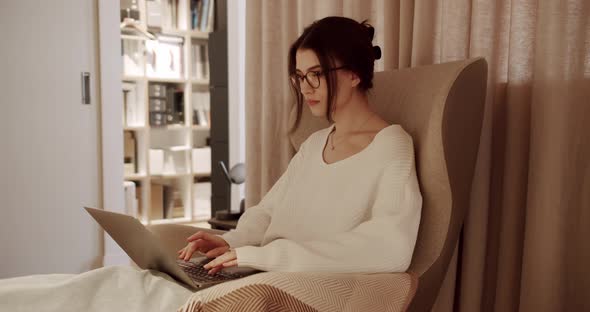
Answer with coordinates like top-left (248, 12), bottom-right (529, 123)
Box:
top-left (124, 125), bottom-right (147, 131)
top-left (158, 28), bottom-right (210, 39)
top-left (125, 173), bottom-right (147, 180)
top-left (193, 172), bottom-right (211, 178)
top-left (191, 78), bottom-right (209, 86)
top-left (146, 77), bottom-right (187, 84)
top-left (150, 124), bottom-right (190, 131)
top-left (122, 75), bottom-right (145, 82)
top-left (121, 34), bottom-right (148, 41)
top-left (165, 145), bottom-right (191, 151)
top-left (191, 125), bottom-right (210, 131)
top-left (150, 173), bottom-right (192, 179)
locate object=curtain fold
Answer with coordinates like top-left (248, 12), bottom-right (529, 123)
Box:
top-left (244, 1), bottom-right (590, 310)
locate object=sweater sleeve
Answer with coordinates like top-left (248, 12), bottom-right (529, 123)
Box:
top-left (218, 138), bottom-right (309, 248)
top-left (234, 142), bottom-right (423, 273)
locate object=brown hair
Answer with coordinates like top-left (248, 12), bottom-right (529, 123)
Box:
top-left (288, 16), bottom-right (381, 134)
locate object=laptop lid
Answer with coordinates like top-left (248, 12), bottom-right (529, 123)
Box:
top-left (84, 207), bottom-right (197, 289)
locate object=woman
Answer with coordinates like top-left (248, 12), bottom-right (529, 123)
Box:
top-left (179, 16), bottom-right (423, 276)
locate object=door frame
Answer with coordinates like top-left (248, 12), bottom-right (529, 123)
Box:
top-left (97, 0), bottom-right (126, 265)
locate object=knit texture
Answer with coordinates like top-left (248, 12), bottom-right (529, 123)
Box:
top-left (220, 124), bottom-right (422, 273)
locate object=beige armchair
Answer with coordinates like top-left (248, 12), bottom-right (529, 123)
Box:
top-left (150, 57), bottom-right (488, 312)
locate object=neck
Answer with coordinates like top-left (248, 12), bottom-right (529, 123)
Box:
top-left (331, 92), bottom-right (374, 134)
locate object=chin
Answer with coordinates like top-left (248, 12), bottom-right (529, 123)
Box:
top-left (308, 107), bottom-right (324, 117)
top-left (307, 104), bottom-right (326, 116)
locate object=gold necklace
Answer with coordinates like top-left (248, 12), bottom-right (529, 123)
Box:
top-left (329, 113), bottom-right (375, 151)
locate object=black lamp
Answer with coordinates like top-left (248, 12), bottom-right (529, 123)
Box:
top-left (215, 161), bottom-right (246, 220)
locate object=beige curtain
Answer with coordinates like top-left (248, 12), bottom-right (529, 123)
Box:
top-left (244, 1), bottom-right (590, 310)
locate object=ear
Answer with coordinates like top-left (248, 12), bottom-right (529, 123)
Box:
top-left (350, 71), bottom-right (361, 88)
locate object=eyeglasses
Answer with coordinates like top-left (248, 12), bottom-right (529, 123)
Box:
top-left (290, 66), bottom-right (347, 90)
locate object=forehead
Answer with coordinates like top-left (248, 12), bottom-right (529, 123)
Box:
top-left (295, 49), bottom-right (320, 71)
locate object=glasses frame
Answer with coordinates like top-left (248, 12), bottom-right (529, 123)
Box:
top-left (290, 66), bottom-right (347, 90)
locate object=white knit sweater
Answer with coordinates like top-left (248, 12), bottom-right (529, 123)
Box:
top-left (220, 124), bottom-right (422, 273)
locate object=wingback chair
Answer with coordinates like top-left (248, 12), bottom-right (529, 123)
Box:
top-left (149, 57), bottom-right (488, 312)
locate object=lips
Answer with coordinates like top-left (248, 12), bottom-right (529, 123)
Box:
top-left (306, 100), bottom-right (320, 106)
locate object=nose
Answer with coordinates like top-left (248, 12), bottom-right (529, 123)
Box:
top-left (299, 79), bottom-right (314, 95)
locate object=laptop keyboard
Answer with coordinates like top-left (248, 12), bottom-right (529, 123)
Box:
top-left (176, 258), bottom-right (246, 283)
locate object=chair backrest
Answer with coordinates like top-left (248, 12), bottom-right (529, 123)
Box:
top-left (288, 58), bottom-right (488, 311)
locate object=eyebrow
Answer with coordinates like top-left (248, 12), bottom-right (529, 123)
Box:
top-left (296, 65), bottom-right (321, 73)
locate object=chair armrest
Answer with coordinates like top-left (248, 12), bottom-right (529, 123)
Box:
top-left (177, 271), bottom-right (418, 312)
top-left (147, 224), bottom-right (227, 258)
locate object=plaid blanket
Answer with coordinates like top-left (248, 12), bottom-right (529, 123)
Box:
top-left (178, 271), bottom-right (417, 312)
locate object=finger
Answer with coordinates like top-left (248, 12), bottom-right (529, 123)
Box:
top-left (184, 244), bottom-right (199, 261)
top-left (203, 258), bottom-right (219, 269)
top-left (187, 231), bottom-right (211, 242)
top-left (178, 249), bottom-right (185, 259)
top-left (206, 251), bottom-right (234, 269)
top-left (208, 265), bottom-right (223, 275)
top-left (203, 254), bottom-right (227, 269)
top-left (205, 246), bottom-right (228, 258)
top-left (222, 259), bottom-right (238, 267)
top-left (184, 250), bottom-right (195, 261)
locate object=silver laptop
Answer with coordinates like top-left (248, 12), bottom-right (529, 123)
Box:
top-left (84, 207), bottom-right (262, 290)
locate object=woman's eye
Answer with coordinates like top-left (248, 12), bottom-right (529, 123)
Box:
top-left (311, 71), bottom-right (322, 77)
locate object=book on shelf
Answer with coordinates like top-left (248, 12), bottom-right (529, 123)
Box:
top-left (120, 0), bottom-right (140, 21)
top-left (150, 182), bottom-right (164, 219)
top-left (123, 82), bottom-right (145, 127)
top-left (191, 43), bottom-right (209, 80)
top-left (124, 181), bottom-right (139, 217)
top-left (150, 182), bottom-right (184, 220)
top-left (146, 0), bottom-right (162, 28)
top-left (191, 0), bottom-right (215, 32)
top-left (163, 185), bottom-right (184, 219)
top-left (136, 184), bottom-right (143, 216)
top-left (147, 0), bottom-right (195, 31)
top-left (124, 131), bottom-right (138, 175)
top-left (147, 0), bottom-right (179, 29)
top-left (177, 0), bottom-right (188, 31)
top-left (191, 90), bottom-right (210, 126)
top-left (191, 0), bottom-right (202, 29)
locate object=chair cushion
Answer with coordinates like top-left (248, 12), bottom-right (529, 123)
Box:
top-left (177, 271), bottom-right (418, 312)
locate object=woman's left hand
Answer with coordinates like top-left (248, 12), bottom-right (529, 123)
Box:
top-left (203, 249), bottom-right (238, 275)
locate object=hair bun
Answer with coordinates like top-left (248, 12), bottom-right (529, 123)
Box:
top-left (373, 46), bottom-right (382, 60)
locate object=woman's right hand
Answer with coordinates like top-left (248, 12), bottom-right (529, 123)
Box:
top-left (177, 231), bottom-right (230, 261)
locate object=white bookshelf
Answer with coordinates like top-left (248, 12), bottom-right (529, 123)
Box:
top-left (120, 0), bottom-right (215, 225)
